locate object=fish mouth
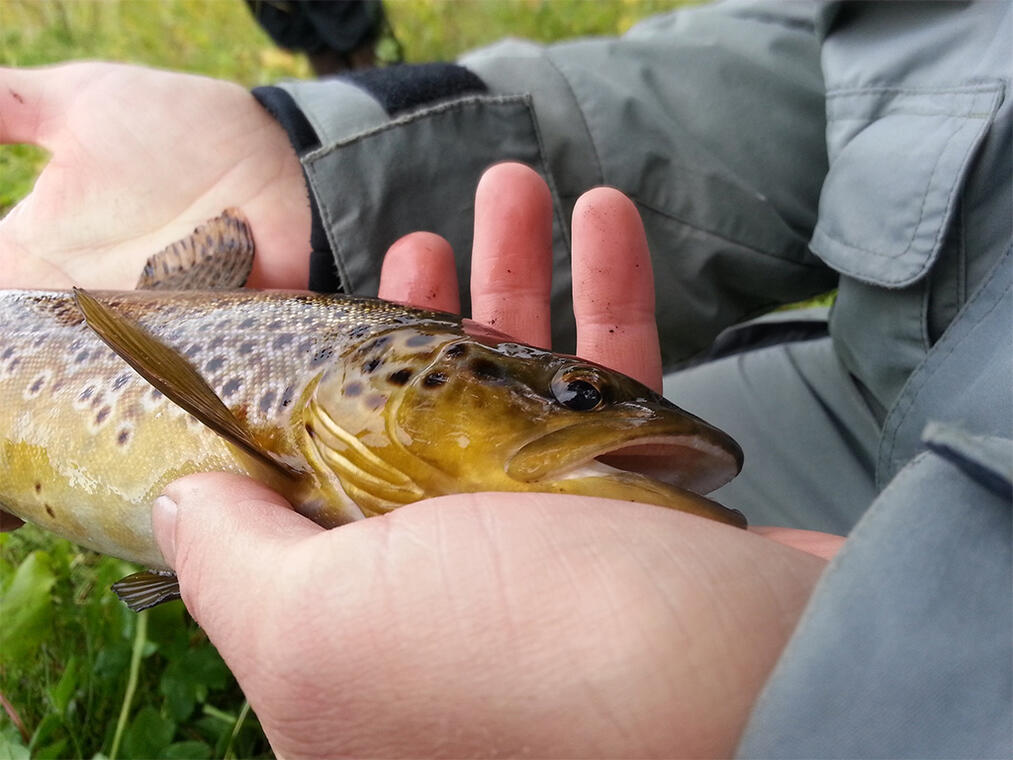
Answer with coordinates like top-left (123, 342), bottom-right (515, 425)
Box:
top-left (507, 419), bottom-right (743, 496)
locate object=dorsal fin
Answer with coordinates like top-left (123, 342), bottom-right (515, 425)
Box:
top-left (73, 288), bottom-right (301, 481)
top-left (136, 208), bottom-right (254, 290)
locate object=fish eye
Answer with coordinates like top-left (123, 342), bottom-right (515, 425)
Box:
top-left (551, 366), bottom-right (605, 411)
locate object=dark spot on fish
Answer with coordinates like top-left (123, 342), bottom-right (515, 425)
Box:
top-left (366, 393), bottom-right (386, 410)
top-left (388, 368), bottom-right (413, 386)
top-left (91, 392), bottom-right (105, 408)
top-left (96, 406), bottom-right (111, 425)
top-left (185, 343), bottom-right (203, 358)
top-left (34, 482), bottom-right (41, 494)
top-left (470, 358), bottom-right (504, 381)
top-left (267, 320), bottom-right (283, 330)
top-left (273, 333), bottom-right (294, 350)
top-left (345, 381), bottom-right (363, 397)
top-left (217, 319), bottom-right (231, 330)
top-left (406, 333), bottom-right (435, 347)
top-left (45, 505), bottom-right (55, 519)
top-left (112, 373), bottom-right (131, 391)
top-left (117, 428), bottom-right (131, 446)
top-left (206, 356), bottom-right (225, 373)
top-left (348, 324), bottom-right (369, 340)
top-left (423, 372), bottom-right (448, 388)
top-left (222, 377), bottom-right (242, 398)
top-left (29, 376), bottom-right (45, 394)
top-left (9, 88), bottom-right (24, 104)
top-left (68, 339), bottom-right (84, 352)
top-left (239, 341), bottom-right (255, 355)
top-left (239, 317), bottom-right (257, 329)
top-left (363, 357), bottom-right (382, 374)
top-left (42, 298), bottom-right (84, 327)
top-left (1, 347), bottom-right (14, 360)
top-left (34, 334), bottom-right (49, 347)
top-left (311, 347), bottom-right (334, 366)
top-left (79, 386), bottom-right (95, 401)
top-left (208, 335), bottom-right (226, 350)
top-left (150, 388), bottom-right (163, 400)
top-left (259, 390), bottom-right (277, 415)
top-left (8, 357), bottom-right (20, 371)
top-left (74, 350), bottom-right (90, 363)
top-left (280, 384), bottom-right (295, 409)
top-left (446, 343), bottom-right (468, 359)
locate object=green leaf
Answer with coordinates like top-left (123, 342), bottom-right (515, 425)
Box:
top-left (32, 738), bottom-right (68, 760)
top-left (0, 728), bottom-right (30, 760)
top-left (0, 551), bottom-right (56, 662)
top-left (181, 646), bottom-right (230, 691)
top-left (163, 740), bottom-right (212, 759)
top-left (48, 655), bottom-right (80, 716)
top-left (121, 706), bottom-right (175, 759)
top-left (94, 644), bottom-right (130, 680)
top-left (27, 713), bottom-right (63, 754)
top-left (160, 669), bottom-right (196, 722)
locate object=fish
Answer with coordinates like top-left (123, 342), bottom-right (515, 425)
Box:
top-left (0, 211), bottom-right (744, 611)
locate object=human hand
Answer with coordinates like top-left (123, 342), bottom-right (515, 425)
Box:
top-left (0, 62), bottom-right (310, 290)
top-left (154, 163), bottom-right (842, 758)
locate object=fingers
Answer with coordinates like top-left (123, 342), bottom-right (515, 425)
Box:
top-left (571, 188), bottom-right (663, 392)
top-left (378, 231), bottom-right (461, 313)
top-left (470, 162), bottom-right (553, 348)
top-left (152, 473), bottom-right (323, 634)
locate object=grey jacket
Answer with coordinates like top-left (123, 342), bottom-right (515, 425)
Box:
top-left (255, 1), bottom-right (1012, 755)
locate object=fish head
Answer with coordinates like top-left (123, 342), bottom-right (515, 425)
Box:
top-left (306, 322), bottom-right (745, 527)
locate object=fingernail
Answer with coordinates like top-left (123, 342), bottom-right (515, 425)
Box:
top-left (152, 494), bottom-right (179, 567)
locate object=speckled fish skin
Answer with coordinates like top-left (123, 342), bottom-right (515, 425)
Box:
top-left (0, 289), bottom-right (745, 570)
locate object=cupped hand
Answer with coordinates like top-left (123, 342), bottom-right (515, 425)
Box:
top-left (0, 62), bottom-right (310, 290)
top-left (154, 163), bottom-right (844, 758)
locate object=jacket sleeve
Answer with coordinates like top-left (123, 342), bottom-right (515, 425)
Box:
top-left (253, 0), bottom-right (837, 365)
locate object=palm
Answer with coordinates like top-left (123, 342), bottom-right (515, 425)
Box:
top-left (0, 63), bottom-right (309, 289)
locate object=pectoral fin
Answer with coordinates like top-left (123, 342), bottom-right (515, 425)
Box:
top-left (112, 569), bottom-right (181, 611)
top-left (74, 288), bottom-right (301, 481)
top-left (136, 208), bottom-right (254, 290)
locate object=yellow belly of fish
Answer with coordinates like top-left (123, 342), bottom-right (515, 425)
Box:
top-left (0, 410), bottom-right (255, 567)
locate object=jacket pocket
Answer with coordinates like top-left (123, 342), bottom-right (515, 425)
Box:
top-left (810, 83), bottom-right (1003, 288)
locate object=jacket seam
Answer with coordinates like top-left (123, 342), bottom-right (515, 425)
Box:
top-left (303, 93), bottom-right (534, 161)
top-left (634, 199), bottom-right (829, 269)
top-left (877, 244), bottom-right (1011, 485)
top-left (543, 52), bottom-right (605, 188)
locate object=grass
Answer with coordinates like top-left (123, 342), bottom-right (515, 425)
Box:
top-left (0, 2), bottom-right (690, 757)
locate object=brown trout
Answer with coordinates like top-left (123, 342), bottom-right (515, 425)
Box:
top-left (0, 213), bottom-right (744, 610)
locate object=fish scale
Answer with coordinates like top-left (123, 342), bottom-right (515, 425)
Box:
top-left (0, 289), bottom-right (461, 567)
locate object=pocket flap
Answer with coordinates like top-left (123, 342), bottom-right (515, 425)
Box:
top-left (811, 84), bottom-right (1003, 288)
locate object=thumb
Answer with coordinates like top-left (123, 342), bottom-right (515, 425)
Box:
top-left (153, 472), bottom-right (323, 634)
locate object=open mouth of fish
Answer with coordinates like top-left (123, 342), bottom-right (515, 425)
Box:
top-left (508, 424), bottom-right (744, 497)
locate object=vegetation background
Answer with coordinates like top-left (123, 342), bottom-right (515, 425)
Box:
top-left (0, 1), bottom-right (690, 757)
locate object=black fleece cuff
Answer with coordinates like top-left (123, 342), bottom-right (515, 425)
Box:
top-left (252, 85), bottom-right (340, 293)
top-left (251, 64), bottom-right (487, 294)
